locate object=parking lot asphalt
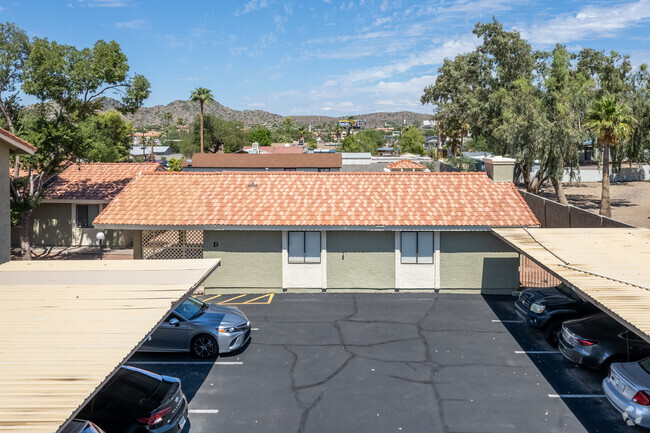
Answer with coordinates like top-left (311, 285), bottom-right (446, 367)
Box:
top-left (128, 293), bottom-right (636, 433)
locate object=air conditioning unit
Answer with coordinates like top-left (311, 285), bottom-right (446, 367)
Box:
top-left (252, 142), bottom-right (259, 153)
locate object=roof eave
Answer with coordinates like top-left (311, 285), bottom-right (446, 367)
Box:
top-left (93, 224), bottom-right (537, 231)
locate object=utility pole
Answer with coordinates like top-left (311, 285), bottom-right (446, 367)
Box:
top-left (141, 127), bottom-right (146, 160)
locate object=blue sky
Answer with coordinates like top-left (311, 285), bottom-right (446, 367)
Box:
top-left (3, 0), bottom-right (650, 116)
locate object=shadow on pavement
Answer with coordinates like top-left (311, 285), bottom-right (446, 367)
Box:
top-left (482, 294), bottom-right (632, 433)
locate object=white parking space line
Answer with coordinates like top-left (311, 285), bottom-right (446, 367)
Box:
top-left (251, 328), bottom-right (259, 331)
top-left (548, 394), bottom-right (606, 398)
top-left (189, 409), bottom-right (220, 414)
top-left (515, 350), bottom-right (561, 354)
top-left (128, 361), bottom-right (243, 365)
top-left (492, 319), bottom-right (524, 323)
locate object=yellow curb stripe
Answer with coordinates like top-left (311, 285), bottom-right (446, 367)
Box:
top-left (219, 294), bottom-right (247, 304)
top-left (202, 294), bottom-right (222, 302)
top-left (243, 294), bottom-right (271, 304)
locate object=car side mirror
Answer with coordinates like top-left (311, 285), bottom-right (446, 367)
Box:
top-left (169, 318), bottom-right (180, 327)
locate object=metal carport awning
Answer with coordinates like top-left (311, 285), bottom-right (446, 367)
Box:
top-left (0, 258), bottom-right (220, 433)
top-left (492, 228), bottom-right (650, 344)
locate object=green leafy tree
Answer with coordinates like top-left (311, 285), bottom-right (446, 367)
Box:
top-left (189, 87), bottom-right (214, 153)
top-left (541, 45), bottom-right (592, 203)
top-left (421, 52), bottom-right (482, 158)
top-left (180, 114), bottom-right (247, 155)
top-left (584, 96), bottom-right (636, 216)
top-left (398, 126), bottom-right (426, 155)
top-left (282, 116), bottom-right (295, 135)
top-left (248, 126), bottom-right (272, 146)
top-left (12, 36), bottom-right (150, 259)
top-left (0, 22), bottom-right (30, 132)
top-left (167, 157), bottom-right (183, 172)
top-left (79, 110), bottom-right (134, 162)
top-left (627, 65), bottom-right (650, 164)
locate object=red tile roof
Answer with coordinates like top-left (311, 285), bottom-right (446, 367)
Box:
top-left (94, 172), bottom-right (539, 228)
top-left (386, 160), bottom-right (427, 171)
top-left (44, 163), bottom-right (163, 201)
top-left (0, 127), bottom-right (37, 154)
top-left (182, 153), bottom-right (342, 169)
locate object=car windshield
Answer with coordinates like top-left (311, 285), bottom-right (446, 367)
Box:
top-left (640, 357), bottom-right (650, 375)
top-left (175, 297), bottom-right (207, 320)
top-left (556, 284), bottom-right (577, 300)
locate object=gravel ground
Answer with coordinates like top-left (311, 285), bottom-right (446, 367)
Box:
top-left (538, 181), bottom-right (650, 228)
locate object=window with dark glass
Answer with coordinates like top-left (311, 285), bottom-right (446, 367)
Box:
top-left (401, 232), bottom-right (433, 264)
top-left (288, 231), bottom-right (321, 263)
top-left (76, 205), bottom-right (99, 228)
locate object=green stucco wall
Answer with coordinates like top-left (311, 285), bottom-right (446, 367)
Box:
top-left (0, 145), bottom-right (9, 263)
top-left (440, 231), bottom-right (519, 293)
top-left (11, 203), bottom-right (132, 248)
top-left (326, 231), bottom-right (395, 289)
top-left (203, 230), bottom-right (282, 290)
top-left (30, 203), bottom-right (74, 246)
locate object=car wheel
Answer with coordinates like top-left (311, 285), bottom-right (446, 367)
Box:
top-left (543, 321), bottom-right (562, 347)
top-left (191, 334), bottom-right (218, 358)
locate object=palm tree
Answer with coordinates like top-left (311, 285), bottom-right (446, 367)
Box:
top-left (584, 95), bottom-right (636, 217)
top-left (334, 124), bottom-right (342, 143)
top-left (298, 126), bottom-right (306, 140)
top-left (177, 117), bottom-right (184, 137)
top-left (189, 87), bottom-right (215, 153)
top-left (164, 112), bottom-right (172, 126)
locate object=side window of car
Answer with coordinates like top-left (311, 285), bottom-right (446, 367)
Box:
top-left (165, 313), bottom-right (181, 323)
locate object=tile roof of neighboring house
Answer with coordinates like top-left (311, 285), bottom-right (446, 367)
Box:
top-left (240, 146), bottom-right (304, 154)
top-left (386, 160), bottom-right (427, 171)
top-left (182, 153), bottom-right (342, 169)
top-left (94, 172), bottom-right (540, 228)
top-left (44, 162), bottom-right (163, 202)
top-left (0, 127), bottom-right (37, 154)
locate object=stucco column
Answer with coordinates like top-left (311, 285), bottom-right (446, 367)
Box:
top-left (0, 145), bottom-right (11, 263)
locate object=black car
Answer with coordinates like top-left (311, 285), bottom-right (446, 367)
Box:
top-left (61, 419), bottom-right (106, 433)
top-left (515, 283), bottom-right (599, 346)
top-left (78, 366), bottom-right (188, 433)
top-left (559, 313), bottom-right (650, 369)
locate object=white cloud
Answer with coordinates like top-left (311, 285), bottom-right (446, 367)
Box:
top-left (419, 0), bottom-right (516, 17)
top-left (338, 34), bottom-right (478, 84)
top-left (248, 102), bottom-right (266, 107)
top-left (86, 0), bottom-right (130, 6)
top-left (237, 0), bottom-right (268, 15)
top-left (523, 0), bottom-right (650, 45)
top-left (116, 19), bottom-right (149, 30)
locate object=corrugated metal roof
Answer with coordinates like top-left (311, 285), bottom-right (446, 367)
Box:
top-left (0, 259), bottom-right (220, 433)
top-left (492, 228), bottom-right (650, 343)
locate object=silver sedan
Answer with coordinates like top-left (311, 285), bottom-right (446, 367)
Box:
top-left (603, 356), bottom-right (650, 428)
top-left (140, 297), bottom-right (251, 358)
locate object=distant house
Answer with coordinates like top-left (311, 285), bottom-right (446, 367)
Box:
top-left (94, 169), bottom-right (539, 293)
top-left (12, 162), bottom-right (164, 249)
top-left (1, 128), bottom-right (36, 263)
top-left (385, 159), bottom-right (429, 172)
top-left (182, 153), bottom-right (342, 172)
top-left (235, 144), bottom-right (304, 154)
top-left (377, 147), bottom-right (396, 156)
top-left (130, 146), bottom-right (173, 157)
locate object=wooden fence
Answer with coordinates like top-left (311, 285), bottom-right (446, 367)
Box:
top-left (519, 255), bottom-right (562, 288)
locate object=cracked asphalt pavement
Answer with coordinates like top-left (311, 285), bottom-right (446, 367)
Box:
top-left (128, 294), bottom-right (637, 433)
